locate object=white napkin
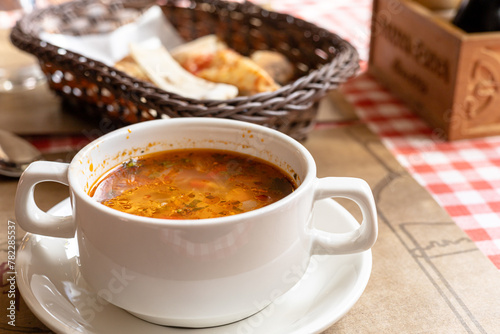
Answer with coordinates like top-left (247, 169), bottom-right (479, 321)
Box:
top-left (39, 6), bottom-right (184, 66)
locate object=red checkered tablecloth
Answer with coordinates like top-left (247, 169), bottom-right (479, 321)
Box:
top-left (256, 0), bottom-right (500, 269)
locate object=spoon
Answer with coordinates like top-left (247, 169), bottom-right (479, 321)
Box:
top-left (0, 129), bottom-right (42, 177)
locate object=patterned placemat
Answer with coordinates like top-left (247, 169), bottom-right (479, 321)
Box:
top-left (258, 0), bottom-right (500, 269)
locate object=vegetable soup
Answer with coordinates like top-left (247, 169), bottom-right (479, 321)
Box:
top-left (89, 148), bottom-right (297, 219)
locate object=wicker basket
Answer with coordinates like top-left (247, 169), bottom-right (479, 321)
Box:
top-left (10, 0), bottom-right (359, 141)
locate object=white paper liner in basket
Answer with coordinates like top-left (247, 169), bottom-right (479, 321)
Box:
top-left (39, 6), bottom-right (184, 66)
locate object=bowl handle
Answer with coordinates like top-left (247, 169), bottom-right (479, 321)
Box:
top-left (15, 161), bottom-right (75, 238)
top-left (310, 177), bottom-right (378, 255)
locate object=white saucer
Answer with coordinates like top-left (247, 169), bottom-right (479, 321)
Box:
top-left (16, 198), bottom-right (372, 334)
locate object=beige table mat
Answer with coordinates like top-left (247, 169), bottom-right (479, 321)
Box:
top-left (0, 84), bottom-right (96, 135)
top-left (306, 124), bottom-right (500, 333)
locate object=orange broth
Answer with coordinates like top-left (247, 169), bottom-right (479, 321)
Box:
top-left (89, 148), bottom-right (297, 219)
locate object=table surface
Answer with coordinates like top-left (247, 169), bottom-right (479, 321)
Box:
top-left (264, 0), bottom-right (500, 270)
top-left (1, 0), bottom-right (500, 333)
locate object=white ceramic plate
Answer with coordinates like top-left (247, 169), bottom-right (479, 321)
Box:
top-left (16, 198), bottom-right (372, 334)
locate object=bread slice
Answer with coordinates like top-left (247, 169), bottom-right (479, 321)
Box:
top-left (171, 35), bottom-right (281, 96)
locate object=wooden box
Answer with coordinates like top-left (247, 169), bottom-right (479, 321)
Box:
top-left (369, 0), bottom-right (500, 140)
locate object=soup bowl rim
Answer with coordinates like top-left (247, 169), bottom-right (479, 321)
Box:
top-left (68, 118), bottom-right (318, 227)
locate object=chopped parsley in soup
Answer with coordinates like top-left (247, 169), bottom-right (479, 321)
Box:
top-left (89, 149), bottom-right (297, 219)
